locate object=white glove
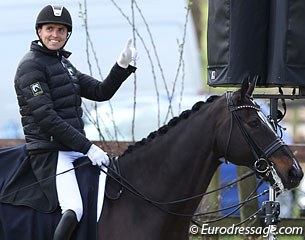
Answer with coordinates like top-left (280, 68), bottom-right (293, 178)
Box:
top-left (87, 144), bottom-right (109, 167)
top-left (117, 38), bottom-right (138, 68)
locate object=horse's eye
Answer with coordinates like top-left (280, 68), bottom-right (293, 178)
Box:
top-left (248, 120), bottom-right (260, 128)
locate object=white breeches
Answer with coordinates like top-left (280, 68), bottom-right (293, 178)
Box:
top-left (56, 151), bottom-right (84, 222)
top-left (56, 151), bottom-right (108, 222)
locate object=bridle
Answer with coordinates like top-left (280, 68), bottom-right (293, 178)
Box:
top-left (225, 91), bottom-right (285, 194)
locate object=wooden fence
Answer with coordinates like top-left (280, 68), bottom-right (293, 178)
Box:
top-left (0, 139), bottom-right (304, 162)
top-left (0, 139), bottom-right (130, 156)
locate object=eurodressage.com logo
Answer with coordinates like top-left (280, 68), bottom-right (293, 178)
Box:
top-left (189, 224), bottom-right (303, 237)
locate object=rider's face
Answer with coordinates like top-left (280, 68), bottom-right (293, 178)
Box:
top-left (38, 23), bottom-right (68, 51)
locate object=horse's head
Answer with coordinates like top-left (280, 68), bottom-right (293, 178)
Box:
top-left (217, 77), bottom-right (303, 193)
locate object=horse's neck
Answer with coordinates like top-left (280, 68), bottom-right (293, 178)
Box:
top-left (120, 104), bottom-right (221, 205)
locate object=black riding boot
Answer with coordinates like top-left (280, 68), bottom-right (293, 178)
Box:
top-left (53, 210), bottom-right (78, 240)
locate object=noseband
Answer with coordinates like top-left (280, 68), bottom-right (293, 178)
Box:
top-left (225, 92), bottom-right (285, 194)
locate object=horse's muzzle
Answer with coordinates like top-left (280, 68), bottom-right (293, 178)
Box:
top-left (285, 165), bottom-right (303, 190)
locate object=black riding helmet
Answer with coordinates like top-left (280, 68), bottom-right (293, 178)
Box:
top-left (35, 5), bottom-right (72, 46)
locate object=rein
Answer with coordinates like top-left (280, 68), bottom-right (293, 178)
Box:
top-left (101, 163), bottom-right (265, 221)
top-left (104, 161), bottom-right (256, 203)
top-left (225, 91), bottom-right (285, 194)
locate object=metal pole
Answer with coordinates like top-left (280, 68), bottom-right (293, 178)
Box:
top-left (268, 188), bottom-right (276, 240)
top-left (268, 98), bottom-right (278, 240)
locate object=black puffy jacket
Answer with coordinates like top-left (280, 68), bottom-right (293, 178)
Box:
top-left (15, 40), bottom-right (136, 154)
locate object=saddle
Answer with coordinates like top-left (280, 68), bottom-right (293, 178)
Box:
top-left (0, 144), bottom-right (103, 240)
top-left (0, 144), bottom-right (100, 213)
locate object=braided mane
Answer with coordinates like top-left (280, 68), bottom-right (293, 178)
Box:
top-left (121, 95), bottom-right (220, 156)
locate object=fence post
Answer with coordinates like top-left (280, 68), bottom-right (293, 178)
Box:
top-left (237, 166), bottom-right (262, 229)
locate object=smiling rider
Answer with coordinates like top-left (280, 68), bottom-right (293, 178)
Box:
top-left (13, 4), bottom-right (137, 240)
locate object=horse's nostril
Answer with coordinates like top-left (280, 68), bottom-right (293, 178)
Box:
top-left (288, 167), bottom-right (303, 183)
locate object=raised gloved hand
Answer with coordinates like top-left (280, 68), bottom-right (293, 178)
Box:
top-left (117, 38), bottom-right (138, 68)
top-left (87, 144), bottom-right (109, 167)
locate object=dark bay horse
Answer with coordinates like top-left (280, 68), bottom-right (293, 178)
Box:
top-left (98, 79), bottom-right (303, 239)
top-left (0, 79), bottom-right (303, 240)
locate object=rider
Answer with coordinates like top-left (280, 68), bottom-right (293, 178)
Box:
top-left (14, 4), bottom-right (137, 240)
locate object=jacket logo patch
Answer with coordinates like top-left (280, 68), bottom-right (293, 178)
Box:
top-left (30, 82), bottom-right (44, 96)
top-left (67, 66), bottom-right (77, 79)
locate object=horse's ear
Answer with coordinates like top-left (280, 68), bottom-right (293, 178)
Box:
top-left (246, 75), bottom-right (258, 97)
top-left (240, 76), bottom-right (250, 100)
top-left (240, 75), bottom-right (258, 100)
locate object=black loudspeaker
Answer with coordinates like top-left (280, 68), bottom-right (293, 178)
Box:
top-left (207, 0), bottom-right (305, 88)
top-left (267, 0), bottom-right (305, 87)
